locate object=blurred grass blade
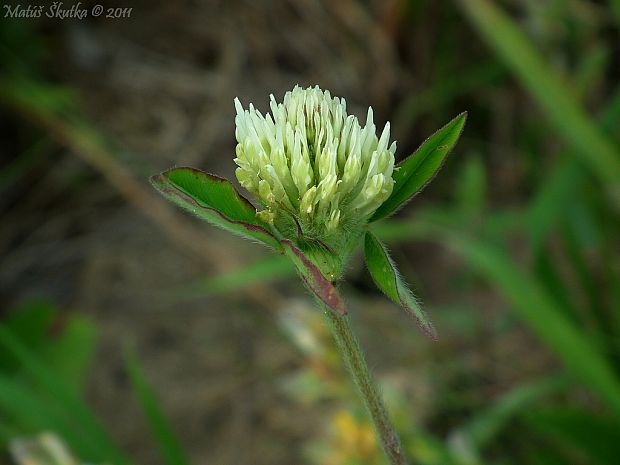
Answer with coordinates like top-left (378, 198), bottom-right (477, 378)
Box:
top-left (150, 167), bottom-right (281, 250)
top-left (527, 158), bottom-right (581, 255)
top-left (562, 216), bottom-right (605, 325)
top-left (0, 326), bottom-right (130, 465)
top-left (124, 348), bottom-right (190, 465)
top-left (0, 301), bottom-right (56, 373)
top-left (459, 0), bottom-right (620, 200)
top-left (173, 255), bottom-right (294, 300)
top-left (393, 61), bottom-right (502, 139)
top-left (44, 316), bottom-right (97, 392)
top-left (439, 231), bottom-right (620, 417)
top-left (601, 85), bottom-right (620, 134)
top-left (532, 252), bottom-right (579, 324)
top-left (457, 376), bottom-right (567, 450)
top-left (0, 422), bottom-right (15, 444)
top-left (0, 77), bottom-right (77, 117)
top-left (370, 112), bottom-right (467, 222)
top-left (0, 375), bottom-right (83, 451)
top-left (526, 408), bottom-right (620, 465)
top-left (455, 154), bottom-right (487, 218)
top-left (611, 0), bottom-right (620, 27)
top-left (3, 302), bottom-right (97, 391)
top-left (364, 231), bottom-right (436, 339)
top-left (0, 138), bottom-right (52, 192)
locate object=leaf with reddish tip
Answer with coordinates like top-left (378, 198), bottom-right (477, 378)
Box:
top-left (150, 167), bottom-right (281, 250)
top-left (281, 240), bottom-right (346, 316)
top-left (364, 231), bottom-right (437, 339)
top-left (370, 112), bottom-right (467, 222)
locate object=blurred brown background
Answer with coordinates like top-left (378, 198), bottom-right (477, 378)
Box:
top-left (1, 1), bottom-right (619, 465)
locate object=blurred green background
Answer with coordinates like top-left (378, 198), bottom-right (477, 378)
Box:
top-left (1, 1), bottom-right (619, 464)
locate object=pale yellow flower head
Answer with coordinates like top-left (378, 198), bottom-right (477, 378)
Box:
top-left (234, 85), bottom-right (396, 235)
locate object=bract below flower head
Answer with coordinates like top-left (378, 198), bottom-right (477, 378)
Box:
top-left (234, 85), bottom-right (396, 237)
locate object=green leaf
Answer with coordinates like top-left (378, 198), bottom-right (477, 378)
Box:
top-left (124, 347), bottom-right (190, 465)
top-left (370, 112), bottom-right (467, 222)
top-left (363, 231), bottom-right (437, 339)
top-left (281, 240), bottom-right (346, 316)
top-left (150, 167), bottom-right (281, 250)
top-left (459, 0), bottom-right (620, 201)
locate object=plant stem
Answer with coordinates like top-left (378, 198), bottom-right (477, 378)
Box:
top-left (323, 308), bottom-right (410, 465)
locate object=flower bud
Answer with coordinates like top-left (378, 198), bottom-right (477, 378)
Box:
top-left (234, 86), bottom-right (396, 236)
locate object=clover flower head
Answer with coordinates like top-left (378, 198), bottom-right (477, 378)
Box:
top-left (153, 87), bottom-right (464, 335)
top-left (152, 84), bottom-right (466, 464)
top-left (233, 85), bottom-right (396, 235)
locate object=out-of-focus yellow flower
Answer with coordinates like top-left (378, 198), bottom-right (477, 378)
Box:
top-left (324, 410), bottom-right (380, 465)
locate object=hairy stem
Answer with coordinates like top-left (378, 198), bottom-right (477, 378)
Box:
top-left (323, 308), bottom-right (410, 465)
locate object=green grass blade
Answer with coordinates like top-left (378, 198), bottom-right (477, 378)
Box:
top-left (44, 316), bottom-right (97, 392)
top-left (0, 375), bottom-right (104, 459)
top-left (172, 255), bottom-right (294, 300)
top-left (459, 0), bottom-right (620, 201)
top-left (458, 376), bottom-right (568, 450)
top-left (527, 158), bottom-right (581, 255)
top-left (600, 85), bottom-right (620, 135)
top-left (124, 348), bottom-right (190, 465)
top-left (611, 0), bottom-right (620, 27)
top-left (2, 303), bottom-right (96, 391)
top-left (0, 301), bottom-right (56, 373)
top-left (532, 252), bottom-right (579, 324)
top-left (561, 218), bottom-right (607, 330)
top-left (0, 422), bottom-right (15, 445)
top-left (455, 155), bottom-right (487, 218)
top-left (438, 231), bottom-right (620, 417)
top-left (0, 326), bottom-right (130, 465)
top-left (0, 138), bottom-right (52, 191)
top-left (526, 407), bottom-right (620, 465)
top-left (392, 61), bottom-right (503, 139)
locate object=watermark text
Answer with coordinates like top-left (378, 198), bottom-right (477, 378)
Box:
top-left (3, 2), bottom-right (133, 19)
